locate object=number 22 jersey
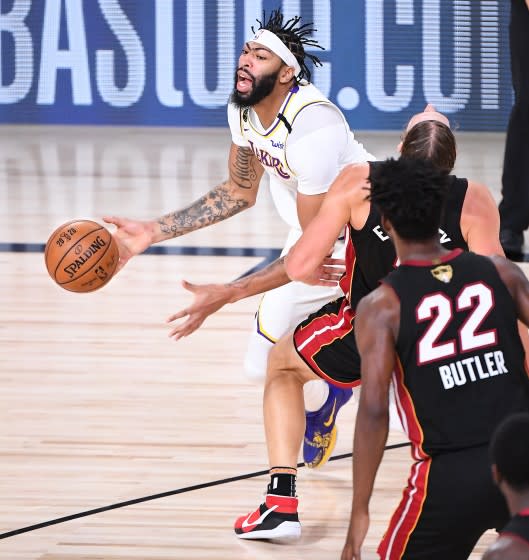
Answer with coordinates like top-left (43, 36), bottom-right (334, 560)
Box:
top-left (382, 249), bottom-right (529, 458)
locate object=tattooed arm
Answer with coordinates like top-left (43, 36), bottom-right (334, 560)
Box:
top-left (103, 143), bottom-right (264, 270)
top-left (157, 143), bottom-right (262, 238)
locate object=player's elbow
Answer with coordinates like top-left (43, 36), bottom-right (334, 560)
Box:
top-left (285, 254), bottom-right (312, 283)
top-left (225, 179), bottom-right (258, 209)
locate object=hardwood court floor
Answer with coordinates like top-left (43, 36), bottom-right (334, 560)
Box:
top-left (0, 125), bottom-right (523, 559)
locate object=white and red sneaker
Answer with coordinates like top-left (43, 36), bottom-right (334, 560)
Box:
top-left (234, 494), bottom-right (301, 539)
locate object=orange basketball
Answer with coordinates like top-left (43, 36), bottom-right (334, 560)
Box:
top-left (44, 219), bottom-right (119, 293)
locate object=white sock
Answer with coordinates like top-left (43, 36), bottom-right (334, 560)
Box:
top-left (304, 380), bottom-right (330, 412)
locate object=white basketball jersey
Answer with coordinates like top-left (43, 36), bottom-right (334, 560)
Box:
top-left (228, 83), bottom-right (371, 230)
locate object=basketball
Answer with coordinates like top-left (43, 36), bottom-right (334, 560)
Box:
top-left (44, 219), bottom-right (119, 293)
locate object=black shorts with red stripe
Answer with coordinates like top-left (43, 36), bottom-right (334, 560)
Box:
top-left (293, 296), bottom-right (361, 387)
top-left (378, 444), bottom-right (509, 560)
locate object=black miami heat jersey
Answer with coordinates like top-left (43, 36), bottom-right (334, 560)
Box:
top-left (340, 171), bottom-right (469, 309)
top-left (383, 249), bottom-right (529, 457)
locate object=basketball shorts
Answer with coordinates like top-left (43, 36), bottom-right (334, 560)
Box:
top-left (292, 296), bottom-right (361, 387)
top-left (378, 444), bottom-right (509, 559)
top-left (243, 228), bottom-right (345, 381)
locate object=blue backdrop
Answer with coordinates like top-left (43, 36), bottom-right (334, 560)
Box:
top-left (0, 0), bottom-right (512, 130)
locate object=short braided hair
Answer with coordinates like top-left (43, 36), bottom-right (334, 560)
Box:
top-left (253, 9), bottom-right (323, 82)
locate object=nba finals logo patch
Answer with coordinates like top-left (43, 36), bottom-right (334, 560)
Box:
top-left (431, 264), bottom-right (453, 283)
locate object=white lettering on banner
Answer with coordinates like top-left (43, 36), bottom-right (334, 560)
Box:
top-left (0, 0), bottom-right (506, 115)
top-left (309, 0), bottom-right (331, 96)
top-left (155, 0), bottom-right (183, 107)
top-left (37, 0), bottom-right (91, 105)
top-left (243, 0), bottom-right (261, 40)
top-left (187, 0), bottom-right (235, 108)
top-left (423, 0), bottom-right (471, 112)
top-left (480, 0), bottom-right (499, 109)
top-left (366, 0), bottom-right (414, 111)
top-left (0, 0), bottom-right (33, 104)
top-left (96, 0), bottom-right (145, 107)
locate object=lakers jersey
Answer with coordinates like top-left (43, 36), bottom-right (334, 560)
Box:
top-left (383, 249), bottom-right (529, 458)
top-left (228, 83), bottom-right (372, 230)
top-left (340, 171), bottom-right (469, 307)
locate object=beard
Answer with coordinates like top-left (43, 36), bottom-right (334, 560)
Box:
top-left (230, 68), bottom-right (280, 108)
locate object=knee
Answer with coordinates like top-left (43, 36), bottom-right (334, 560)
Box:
top-left (266, 334), bottom-right (302, 383)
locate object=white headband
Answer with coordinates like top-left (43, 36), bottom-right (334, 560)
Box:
top-left (250, 29), bottom-right (301, 77)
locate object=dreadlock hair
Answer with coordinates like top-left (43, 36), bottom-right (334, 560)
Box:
top-left (490, 412), bottom-right (529, 492)
top-left (253, 9), bottom-right (323, 82)
top-left (401, 120), bottom-right (457, 174)
top-left (368, 157), bottom-right (450, 241)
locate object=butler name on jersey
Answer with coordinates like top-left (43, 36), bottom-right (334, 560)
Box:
top-left (438, 351), bottom-right (509, 390)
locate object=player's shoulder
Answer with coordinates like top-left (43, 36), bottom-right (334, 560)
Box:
top-left (292, 84), bottom-right (344, 119)
top-left (293, 100), bottom-right (344, 130)
top-left (328, 162), bottom-right (370, 200)
top-left (488, 253), bottom-right (525, 280)
top-left (463, 179), bottom-right (498, 213)
top-left (337, 162), bottom-right (370, 183)
top-left (482, 534), bottom-right (529, 560)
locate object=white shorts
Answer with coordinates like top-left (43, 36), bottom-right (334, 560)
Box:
top-left (243, 227), bottom-right (345, 381)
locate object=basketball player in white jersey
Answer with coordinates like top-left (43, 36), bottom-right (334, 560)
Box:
top-left (103, 10), bottom-right (375, 465)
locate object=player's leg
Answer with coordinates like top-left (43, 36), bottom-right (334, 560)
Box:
top-left (378, 445), bottom-right (509, 559)
top-left (244, 317), bottom-right (336, 408)
top-left (242, 265), bottom-right (342, 382)
top-left (235, 331), bottom-right (320, 540)
top-left (235, 297), bottom-right (362, 539)
top-left (242, 265), bottom-right (353, 428)
top-left (294, 297), bottom-right (359, 467)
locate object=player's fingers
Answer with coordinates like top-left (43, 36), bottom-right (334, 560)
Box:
top-left (317, 280), bottom-right (338, 287)
top-left (102, 215), bottom-right (126, 228)
top-left (322, 265), bottom-right (345, 274)
top-left (181, 279), bottom-right (199, 292)
top-left (168, 330), bottom-right (186, 341)
top-left (166, 309), bottom-right (188, 323)
top-left (323, 257), bottom-right (346, 266)
top-left (168, 322), bottom-right (189, 339)
top-left (320, 267), bottom-right (343, 278)
top-left (169, 320), bottom-right (198, 340)
top-left (168, 328), bottom-right (185, 340)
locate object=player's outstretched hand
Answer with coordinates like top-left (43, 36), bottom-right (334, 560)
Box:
top-left (103, 216), bottom-right (156, 272)
top-left (166, 280), bottom-right (235, 341)
top-left (304, 257), bottom-right (346, 287)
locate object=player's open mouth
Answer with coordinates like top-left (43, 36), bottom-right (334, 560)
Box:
top-left (237, 71), bottom-right (254, 93)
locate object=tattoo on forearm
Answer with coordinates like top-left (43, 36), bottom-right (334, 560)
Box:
top-left (158, 183), bottom-right (249, 238)
top-left (231, 146), bottom-right (258, 190)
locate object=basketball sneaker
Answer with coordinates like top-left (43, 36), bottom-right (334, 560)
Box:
top-left (303, 383), bottom-right (353, 468)
top-left (234, 494), bottom-right (301, 539)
